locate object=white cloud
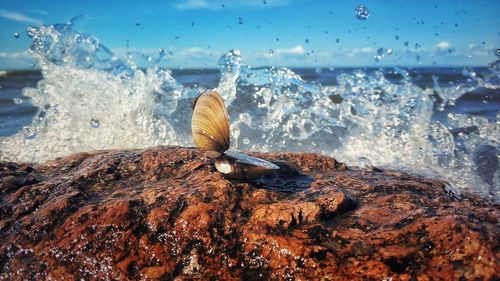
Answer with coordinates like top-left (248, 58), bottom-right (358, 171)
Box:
top-left (0, 51), bottom-right (30, 59)
top-left (175, 0), bottom-right (210, 10)
top-left (276, 45), bottom-right (305, 56)
top-left (436, 41), bottom-right (452, 50)
top-left (0, 51), bottom-right (34, 70)
top-left (346, 47), bottom-right (373, 58)
top-left (0, 10), bottom-right (42, 25)
top-left (113, 47), bottom-right (213, 58)
top-left (28, 9), bottom-right (49, 16)
top-left (466, 44), bottom-right (494, 57)
top-left (174, 0), bottom-right (289, 10)
top-left (255, 45), bottom-right (306, 60)
top-left (179, 47), bottom-right (210, 56)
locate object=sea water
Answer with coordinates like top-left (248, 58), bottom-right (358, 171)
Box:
top-left (0, 21), bottom-right (499, 202)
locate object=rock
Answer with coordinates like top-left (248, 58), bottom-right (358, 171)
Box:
top-left (0, 146), bottom-right (498, 280)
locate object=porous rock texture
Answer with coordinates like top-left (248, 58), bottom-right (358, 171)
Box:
top-left (0, 146), bottom-right (498, 280)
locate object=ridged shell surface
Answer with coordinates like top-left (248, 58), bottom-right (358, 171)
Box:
top-left (192, 91), bottom-right (230, 158)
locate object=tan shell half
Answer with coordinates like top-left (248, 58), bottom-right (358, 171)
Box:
top-left (191, 91), bottom-right (230, 159)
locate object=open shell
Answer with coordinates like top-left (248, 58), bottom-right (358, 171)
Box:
top-left (192, 90), bottom-right (279, 179)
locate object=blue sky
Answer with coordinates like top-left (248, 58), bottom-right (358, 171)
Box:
top-left (0, 0), bottom-right (499, 69)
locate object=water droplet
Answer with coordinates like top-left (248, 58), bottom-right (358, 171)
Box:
top-left (13, 98), bottom-right (23, 104)
top-left (167, 51), bottom-right (174, 58)
top-left (268, 49), bottom-right (274, 56)
top-left (158, 48), bottom-right (166, 58)
top-left (238, 17), bottom-right (244, 25)
top-left (395, 35), bottom-right (399, 40)
top-left (404, 41), bottom-right (409, 47)
top-left (275, 37), bottom-right (280, 41)
top-left (243, 137), bottom-right (250, 145)
top-left (146, 56), bottom-right (152, 62)
top-left (315, 68), bottom-right (322, 74)
top-left (135, 22), bottom-right (140, 26)
top-left (26, 26), bottom-right (36, 37)
top-left (355, 5), bottom-right (369, 20)
top-left (90, 118), bottom-right (100, 128)
top-left (263, 0), bottom-right (267, 4)
top-left (386, 48), bottom-right (393, 55)
top-left (24, 126), bottom-right (37, 140)
top-left (202, 63), bottom-right (207, 69)
top-left (13, 32), bottom-right (20, 39)
top-left (336, 38), bottom-right (340, 43)
top-left (496, 49), bottom-right (500, 57)
top-left (305, 39), bottom-right (310, 44)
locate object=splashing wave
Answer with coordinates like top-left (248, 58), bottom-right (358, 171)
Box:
top-left (1, 21), bottom-right (499, 202)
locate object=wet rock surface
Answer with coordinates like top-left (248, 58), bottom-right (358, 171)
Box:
top-left (0, 146), bottom-right (498, 280)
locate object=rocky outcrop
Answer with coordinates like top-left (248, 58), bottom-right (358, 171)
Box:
top-left (0, 146), bottom-right (498, 280)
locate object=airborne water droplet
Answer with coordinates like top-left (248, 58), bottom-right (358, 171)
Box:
top-left (355, 5), bottom-right (369, 20)
top-left (90, 118), bottom-right (100, 128)
top-left (13, 32), bottom-right (20, 39)
top-left (26, 26), bottom-right (36, 37)
top-left (496, 49), bottom-right (500, 57)
top-left (24, 126), bottom-right (37, 140)
top-left (243, 137), bottom-right (250, 145)
top-left (268, 49), bottom-right (274, 56)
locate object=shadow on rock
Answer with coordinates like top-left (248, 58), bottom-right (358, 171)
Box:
top-left (251, 161), bottom-right (314, 193)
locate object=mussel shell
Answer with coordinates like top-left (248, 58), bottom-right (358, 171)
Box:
top-left (224, 150), bottom-right (279, 170)
top-left (192, 91), bottom-right (230, 158)
top-left (215, 151), bottom-right (279, 180)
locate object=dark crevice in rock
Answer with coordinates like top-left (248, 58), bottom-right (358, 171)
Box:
top-left (166, 197), bottom-right (187, 226)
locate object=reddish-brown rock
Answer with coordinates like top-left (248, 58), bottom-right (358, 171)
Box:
top-left (0, 146), bottom-right (498, 280)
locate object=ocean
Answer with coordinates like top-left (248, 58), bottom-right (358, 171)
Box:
top-left (0, 22), bottom-right (499, 203)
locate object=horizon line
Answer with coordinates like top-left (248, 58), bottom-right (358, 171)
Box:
top-left (0, 65), bottom-right (492, 73)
